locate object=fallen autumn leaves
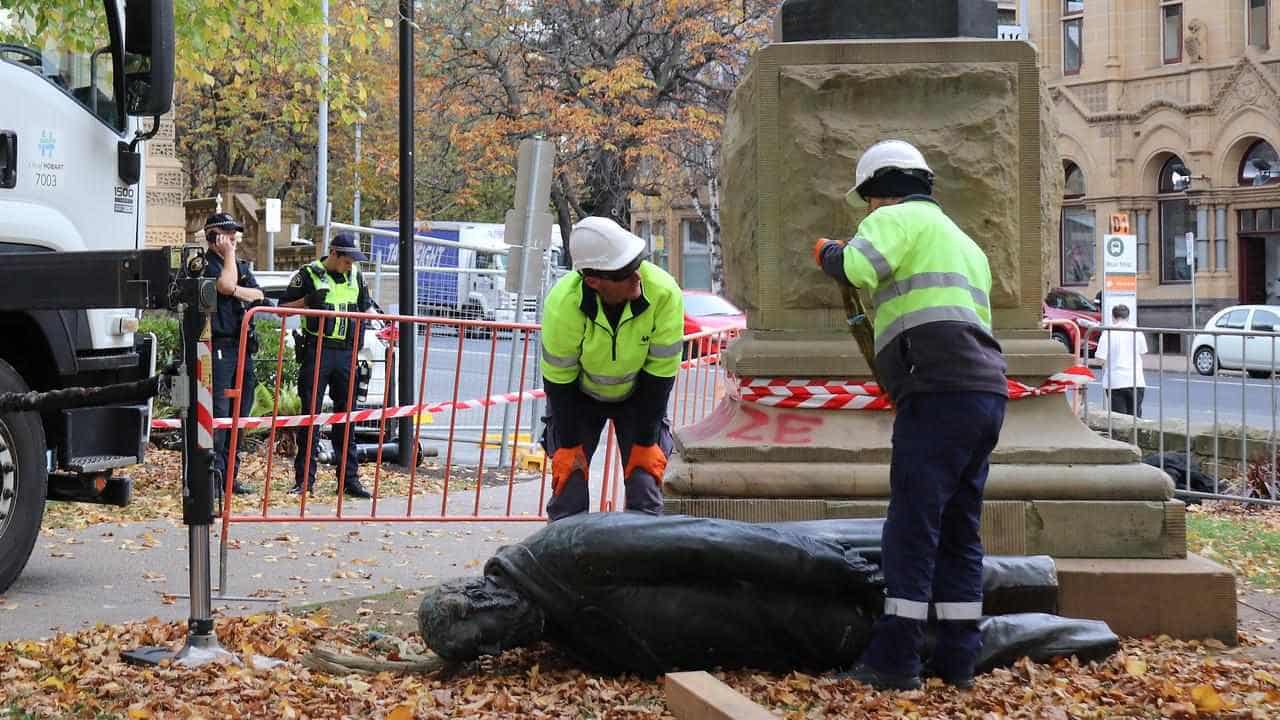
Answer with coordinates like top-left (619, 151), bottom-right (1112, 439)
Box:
top-left (3, 611), bottom-right (1280, 719)
top-left (41, 447), bottom-right (541, 531)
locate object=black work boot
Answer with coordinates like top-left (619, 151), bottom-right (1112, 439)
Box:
top-left (836, 664), bottom-right (922, 691)
top-left (288, 481), bottom-right (314, 496)
top-left (924, 669), bottom-right (975, 689)
top-left (342, 478), bottom-right (373, 499)
top-left (231, 481), bottom-right (256, 495)
top-left (923, 660), bottom-right (976, 690)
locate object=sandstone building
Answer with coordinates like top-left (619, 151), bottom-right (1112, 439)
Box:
top-left (1025, 1), bottom-right (1279, 332)
top-left (632, 1), bottom-right (1280, 340)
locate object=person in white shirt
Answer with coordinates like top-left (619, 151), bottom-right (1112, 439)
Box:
top-left (1095, 304), bottom-right (1147, 417)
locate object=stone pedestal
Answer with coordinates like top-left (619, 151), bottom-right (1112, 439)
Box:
top-left (667, 27), bottom-right (1237, 639)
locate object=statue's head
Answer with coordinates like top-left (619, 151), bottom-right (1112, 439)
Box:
top-left (418, 575), bottom-right (546, 661)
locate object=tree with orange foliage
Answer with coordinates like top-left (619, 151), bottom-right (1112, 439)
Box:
top-left (423, 0), bottom-right (774, 270)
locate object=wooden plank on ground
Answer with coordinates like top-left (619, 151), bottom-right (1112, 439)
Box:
top-left (664, 671), bottom-right (775, 720)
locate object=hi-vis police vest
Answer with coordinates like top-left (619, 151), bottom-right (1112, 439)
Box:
top-left (540, 262), bottom-right (684, 402)
top-left (302, 261), bottom-right (361, 343)
top-left (841, 198), bottom-right (995, 355)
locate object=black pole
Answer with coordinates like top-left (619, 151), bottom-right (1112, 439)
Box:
top-left (396, 0), bottom-right (415, 464)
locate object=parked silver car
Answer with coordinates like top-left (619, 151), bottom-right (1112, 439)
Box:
top-left (1190, 305), bottom-right (1280, 378)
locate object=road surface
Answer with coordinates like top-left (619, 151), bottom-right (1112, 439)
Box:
top-left (1084, 367), bottom-right (1280, 430)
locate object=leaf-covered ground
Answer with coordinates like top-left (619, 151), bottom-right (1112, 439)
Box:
top-left (18, 450), bottom-right (1280, 717)
top-left (2, 611), bottom-right (1279, 719)
top-left (42, 446), bottom-right (543, 531)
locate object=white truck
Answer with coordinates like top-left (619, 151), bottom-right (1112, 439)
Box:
top-left (368, 220), bottom-right (567, 323)
top-left (0, 0), bottom-right (175, 592)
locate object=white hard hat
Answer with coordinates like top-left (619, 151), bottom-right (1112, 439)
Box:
top-left (570, 217), bottom-right (647, 272)
top-left (846, 139), bottom-right (934, 207)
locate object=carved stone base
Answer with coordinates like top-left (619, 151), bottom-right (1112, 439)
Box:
top-left (662, 497), bottom-right (1185, 559)
top-left (670, 338), bottom-right (1183, 557)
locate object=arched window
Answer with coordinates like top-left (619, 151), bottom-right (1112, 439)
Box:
top-left (1061, 161), bottom-right (1094, 286)
top-left (1159, 156), bottom-right (1192, 192)
top-left (1064, 161), bottom-right (1086, 198)
top-left (1239, 140), bottom-right (1280, 186)
top-left (1158, 155), bottom-right (1194, 283)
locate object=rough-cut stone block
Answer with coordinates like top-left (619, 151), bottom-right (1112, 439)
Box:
top-left (775, 63), bottom-right (1020, 310)
top-left (662, 498), bottom-right (1186, 558)
top-left (1025, 501), bottom-right (1182, 558)
top-left (1055, 555), bottom-right (1237, 643)
top-left (721, 40), bottom-right (1045, 333)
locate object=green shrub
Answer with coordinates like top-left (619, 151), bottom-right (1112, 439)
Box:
top-left (139, 312), bottom-right (179, 418)
top-left (139, 311), bottom-right (180, 365)
top-left (252, 318), bottom-right (300, 395)
top-left (137, 313), bottom-right (300, 421)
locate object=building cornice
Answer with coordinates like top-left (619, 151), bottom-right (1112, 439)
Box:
top-left (1050, 56), bottom-right (1280, 125)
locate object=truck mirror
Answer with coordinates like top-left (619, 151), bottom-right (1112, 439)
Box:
top-left (123, 0), bottom-right (174, 116)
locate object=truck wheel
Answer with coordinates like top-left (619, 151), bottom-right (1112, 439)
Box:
top-left (0, 359), bottom-right (47, 594)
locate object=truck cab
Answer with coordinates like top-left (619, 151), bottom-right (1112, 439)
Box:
top-left (0, 0), bottom-right (174, 592)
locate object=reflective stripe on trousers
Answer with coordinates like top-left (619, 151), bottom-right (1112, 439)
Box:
top-left (882, 599), bottom-right (984, 621)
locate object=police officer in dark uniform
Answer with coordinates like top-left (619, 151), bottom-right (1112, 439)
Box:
top-left (280, 232), bottom-right (374, 498)
top-left (203, 212), bottom-right (263, 496)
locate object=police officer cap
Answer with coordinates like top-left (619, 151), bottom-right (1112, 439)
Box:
top-left (329, 232), bottom-right (368, 262)
top-left (204, 212), bottom-right (244, 233)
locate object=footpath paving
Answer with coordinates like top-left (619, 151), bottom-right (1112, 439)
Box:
top-left (0, 478), bottom-right (553, 642)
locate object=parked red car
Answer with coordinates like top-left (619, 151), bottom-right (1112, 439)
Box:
top-left (682, 290), bottom-right (746, 357)
top-left (1042, 287), bottom-right (1102, 355)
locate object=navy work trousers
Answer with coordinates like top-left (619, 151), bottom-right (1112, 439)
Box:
top-left (294, 343), bottom-right (360, 490)
top-left (211, 341), bottom-right (255, 491)
top-left (540, 404), bottom-right (670, 521)
top-left (859, 390), bottom-right (1007, 679)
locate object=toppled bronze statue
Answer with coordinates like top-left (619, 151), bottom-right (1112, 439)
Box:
top-left (419, 513), bottom-right (1118, 676)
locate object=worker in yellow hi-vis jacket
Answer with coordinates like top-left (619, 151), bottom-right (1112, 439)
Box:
top-left (814, 139), bottom-right (1009, 692)
top-left (539, 217), bottom-right (685, 521)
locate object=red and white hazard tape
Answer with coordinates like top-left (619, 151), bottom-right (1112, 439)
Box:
top-left (734, 365), bottom-right (1094, 410)
top-left (151, 388), bottom-right (548, 431)
top-left (152, 349), bottom-right (726, 431)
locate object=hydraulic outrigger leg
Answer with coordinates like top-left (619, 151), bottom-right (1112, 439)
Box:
top-left (123, 249), bottom-right (237, 667)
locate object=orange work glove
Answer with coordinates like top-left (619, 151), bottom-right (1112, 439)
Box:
top-left (551, 445), bottom-right (589, 495)
top-left (813, 237), bottom-right (839, 268)
top-left (625, 443), bottom-right (669, 485)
